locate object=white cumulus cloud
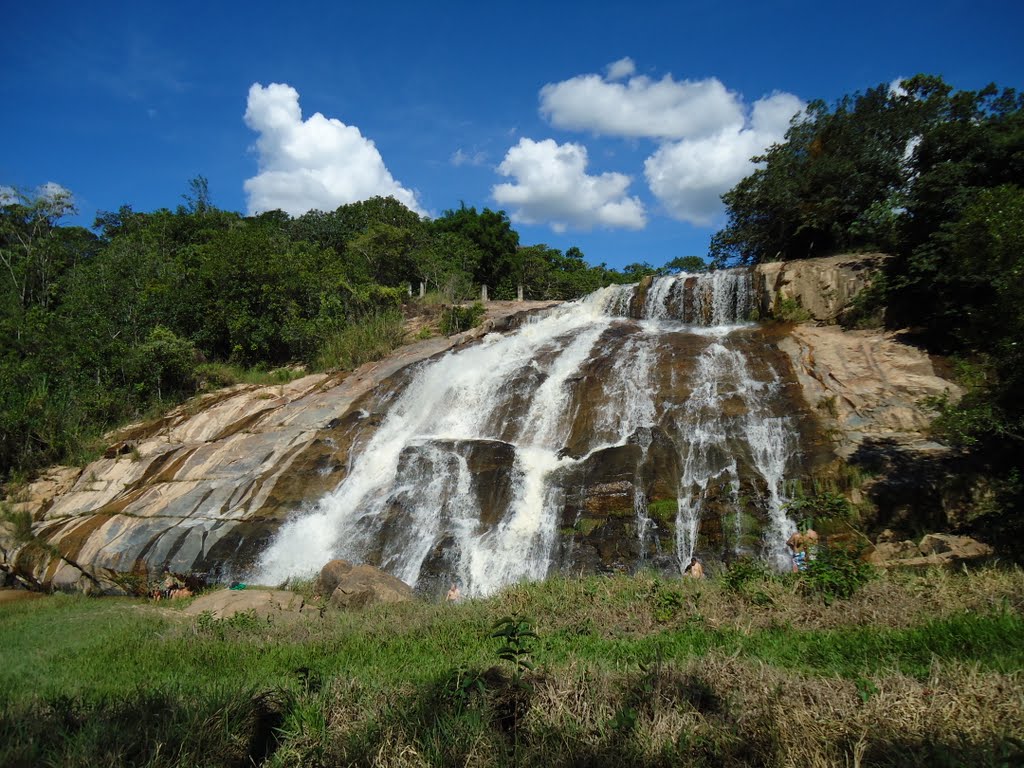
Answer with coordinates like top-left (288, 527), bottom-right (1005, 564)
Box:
top-left (540, 66), bottom-right (745, 140)
top-left (606, 57), bottom-right (636, 81)
top-left (243, 82), bottom-right (423, 216)
top-left (644, 92), bottom-right (804, 225)
top-left (492, 138), bottom-right (646, 233)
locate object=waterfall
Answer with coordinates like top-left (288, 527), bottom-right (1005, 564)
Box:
top-left (255, 269), bottom-right (801, 595)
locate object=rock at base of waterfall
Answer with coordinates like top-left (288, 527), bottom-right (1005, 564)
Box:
top-left (313, 558), bottom-right (353, 597)
top-left (328, 564), bottom-right (414, 609)
top-left (871, 540), bottom-right (920, 561)
top-left (183, 588), bottom-right (318, 620)
top-left (869, 532), bottom-right (993, 568)
top-left (917, 533), bottom-right (994, 559)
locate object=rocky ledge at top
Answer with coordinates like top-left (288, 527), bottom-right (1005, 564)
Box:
top-left (1, 255), bottom-right (969, 594)
top-left (0, 302), bottom-right (557, 594)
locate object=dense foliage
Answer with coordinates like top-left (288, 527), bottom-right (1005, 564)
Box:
top-left (0, 186), bottom-right (661, 481)
top-left (711, 74), bottom-right (1024, 549)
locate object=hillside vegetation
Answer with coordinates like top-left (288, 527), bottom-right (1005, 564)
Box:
top-left (2, 565), bottom-right (1022, 767)
top-left (1, 187), bottom-right (675, 484)
top-left (709, 74), bottom-right (1024, 558)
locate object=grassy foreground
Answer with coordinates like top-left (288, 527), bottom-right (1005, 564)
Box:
top-left (1, 566), bottom-right (1023, 767)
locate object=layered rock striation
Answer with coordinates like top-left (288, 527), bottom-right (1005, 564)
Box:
top-left (1, 302), bottom-right (557, 593)
top-left (2, 255), bottom-right (967, 595)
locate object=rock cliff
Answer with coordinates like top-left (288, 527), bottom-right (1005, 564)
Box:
top-left (1, 255), bottom-right (967, 593)
top-left (1, 302), bottom-right (558, 593)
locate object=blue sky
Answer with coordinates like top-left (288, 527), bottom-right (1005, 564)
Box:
top-left (3, 0), bottom-right (1022, 270)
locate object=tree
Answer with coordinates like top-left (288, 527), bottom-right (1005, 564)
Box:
top-left (660, 256), bottom-right (708, 274)
top-left (347, 222), bottom-right (421, 287)
top-left (412, 232), bottom-right (482, 300)
top-left (710, 81), bottom-right (927, 265)
top-left (431, 204), bottom-right (519, 289)
top-left (0, 186), bottom-right (95, 343)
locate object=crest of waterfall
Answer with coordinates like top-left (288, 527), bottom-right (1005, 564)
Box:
top-left (255, 268), bottom-right (804, 596)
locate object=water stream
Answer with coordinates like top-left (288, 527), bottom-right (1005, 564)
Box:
top-left (256, 270), bottom-right (801, 595)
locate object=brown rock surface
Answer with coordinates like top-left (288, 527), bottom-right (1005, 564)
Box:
top-left (313, 559), bottom-right (353, 597)
top-left (870, 533), bottom-right (993, 569)
top-left (1, 302), bottom-right (559, 593)
top-left (328, 564), bottom-right (414, 609)
top-left (182, 588), bottom-right (318, 620)
top-left (871, 540), bottom-right (920, 561)
top-left (917, 533), bottom-right (994, 559)
top-left (754, 253), bottom-right (889, 323)
top-left (777, 324), bottom-right (961, 456)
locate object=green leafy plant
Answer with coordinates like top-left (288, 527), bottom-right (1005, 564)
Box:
top-left (490, 614), bottom-right (537, 679)
top-left (784, 488), bottom-right (856, 530)
top-left (721, 556), bottom-right (772, 594)
top-left (772, 295), bottom-right (812, 322)
top-left (800, 542), bottom-right (874, 603)
top-left (440, 302), bottom-right (485, 336)
top-left (649, 580), bottom-right (685, 623)
top-left (443, 666), bottom-right (488, 713)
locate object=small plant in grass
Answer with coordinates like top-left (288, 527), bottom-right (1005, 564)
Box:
top-left (648, 580), bottom-right (685, 623)
top-left (856, 676), bottom-right (879, 702)
top-left (194, 608), bottom-right (267, 639)
top-left (491, 614), bottom-right (537, 680)
top-left (444, 666), bottom-right (488, 712)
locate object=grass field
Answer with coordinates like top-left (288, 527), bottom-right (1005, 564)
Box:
top-left (1, 565), bottom-right (1022, 767)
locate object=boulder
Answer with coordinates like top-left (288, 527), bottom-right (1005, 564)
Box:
top-left (754, 253), bottom-right (889, 324)
top-left (870, 540), bottom-right (920, 562)
top-left (182, 588), bottom-right (318, 620)
top-left (872, 533), bottom-right (994, 569)
top-left (917, 533), bottom-right (993, 559)
top-left (329, 564), bottom-right (414, 609)
top-left (313, 559), bottom-right (353, 597)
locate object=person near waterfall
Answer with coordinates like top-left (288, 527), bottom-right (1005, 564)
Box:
top-left (684, 557), bottom-right (704, 579)
top-left (787, 529), bottom-right (818, 572)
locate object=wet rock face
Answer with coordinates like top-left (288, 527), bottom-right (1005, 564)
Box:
top-left (547, 322), bottom-right (828, 577)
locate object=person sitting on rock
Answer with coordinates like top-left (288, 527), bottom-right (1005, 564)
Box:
top-left (684, 557), bottom-right (704, 578)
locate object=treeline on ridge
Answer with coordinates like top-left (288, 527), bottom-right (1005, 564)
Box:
top-left (710, 73), bottom-right (1024, 552)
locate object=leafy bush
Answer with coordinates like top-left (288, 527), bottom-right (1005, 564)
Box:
top-left (440, 302), bottom-right (486, 335)
top-left (784, 488), bottom-right (856, 530)
top-left (772, 295), bottom-right (812, 322)
top-left (721, 556), bottom-right (773, 594)
top-left (800, 542), bottom-right (874, 603)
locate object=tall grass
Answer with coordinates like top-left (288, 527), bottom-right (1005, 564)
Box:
top-left (194, 362), bottom-right (308, 389)
top-left (2, 567), bottom-right (1022, 767)
top-left (314, 310), bottom-right (407, 372)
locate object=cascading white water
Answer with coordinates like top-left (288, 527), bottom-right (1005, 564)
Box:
top-left (666, 331), bottom-right (797, 569)
top-left (255, 269), bottom-right (801, 595)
